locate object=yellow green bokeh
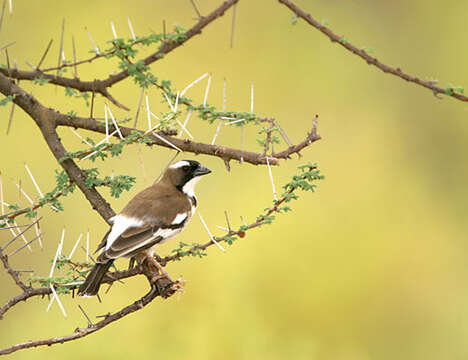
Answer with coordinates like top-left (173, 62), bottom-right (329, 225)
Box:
top-left (0, 1), bottom-right (467, 359)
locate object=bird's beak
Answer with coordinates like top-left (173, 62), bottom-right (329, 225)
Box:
top-left (193, 165), bottom-right (212, 177)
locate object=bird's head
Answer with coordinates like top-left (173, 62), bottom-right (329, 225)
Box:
top-left (163, 160), bottom-right (211, 192)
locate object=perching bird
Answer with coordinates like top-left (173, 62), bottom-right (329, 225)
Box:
top-left (78, 160), bottom-right (211, 297)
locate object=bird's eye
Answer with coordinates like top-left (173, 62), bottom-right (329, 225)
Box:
top-left (182, 165), bottom-right (190, 171)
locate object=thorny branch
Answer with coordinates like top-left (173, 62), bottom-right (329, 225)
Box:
top-left (0, 0), bottom-right (240, 109)
top-left (278, 0), bottom-right (468, 102)
top-left (0, 165), bottom-right (322, 355)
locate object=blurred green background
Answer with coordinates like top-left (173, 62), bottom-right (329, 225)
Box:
top-left (1, 0), bottom-right (467, 359)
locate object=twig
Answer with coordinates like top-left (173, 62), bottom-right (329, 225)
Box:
top-left (189, 0), bottom-right (202, 18)
top-left (7, 232), bottom-right (43, 257)
top-left (277, 0), bottom-right (468, 102)
top-left (78, 304), bottom-right (93, 326)
top-left (230, 3), bottom-right (237, 48)
top-left (133, 88), bottom-right (144, 128)
top-left (1, 218), bottom-right (40, 250)
top-left (36, 39), bottom-right (53, 70)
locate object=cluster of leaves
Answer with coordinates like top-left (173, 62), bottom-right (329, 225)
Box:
top-left (83, 168), bottom-right (135, 198)
top-left (0, 170), bottom-right (76, 224)
top-left (171, 242), bottom-right (208, 260)
top-left (104, 26), bottom-right (187, 89)
top-left (257, 124), bottom-right (281, 149)
top-left (445, 84), bottom-right (465, 95)
top-left (0, 95), bottom-right (15, 106)
top-left (27, 256), bottom-right (90, 295)
top-left (32, 76), bottom-right (51, 86)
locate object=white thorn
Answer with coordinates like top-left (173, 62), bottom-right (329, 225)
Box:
top-left (48, 284), bottom-right (67, 318)
top-left (178, 111), bottom-right (192, 138)
top-left (15, 182), bottom-right (33, 204)
top-left (70, 128), bottom-right (92, 146)
top-left (150, 111), bottom-right (161, 122)
top-left (216, 225), bottom-right (229, 232)
top-left (80, 130), bottom-right (118, 161)
top-left (224, 118), bottom-right (245, 125)
top-left (152, 132), bottom-right (182, 153)
top-left (49, 229), bottom-right (65, 278)
top-left (199, 213), bottom-right (225, 252)
top-left (85, 27), bottom-right (100, 55)
top-left (68, 233), bottom-right (82, 259)
top-left (203, 75), bottom-right (212, 107)
top-left (211, 120), bottom-right (223, 145)
top-left (266, 157), bottom-right (277, 201)
top-left (176, 120), bottom-right (194, 139)
top-left (110, 21), bottom-right (118, 39)
top-left (127, 17), bottom-right (136, 40)
top-left (181, 72), bottom-right (209, 97)
top-left (24, 164), bottom-right (44, 198)
top-left (143, 123), bottom-right (161, 135)
top-left (145, 95), bottom-right (151, 130)
top-left (106, 104), bottom-right (124, 140)
top-left (163, 92), bottom-right (175, 112)
top-left (8, 0), bottom-right (12, 15)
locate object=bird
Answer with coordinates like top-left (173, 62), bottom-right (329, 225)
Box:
top-left (78, 160), bottom-right (211, 297)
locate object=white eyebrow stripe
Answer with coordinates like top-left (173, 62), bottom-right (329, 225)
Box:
top-left (170, 160), bottom-right (190, 169)
top-left (106, 215), bottom-right (144, 250)
top-left (172, 213), bottom-right (188, 225)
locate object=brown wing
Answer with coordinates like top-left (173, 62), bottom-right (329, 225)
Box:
top-left (96, 183), bottom-right (191, 261)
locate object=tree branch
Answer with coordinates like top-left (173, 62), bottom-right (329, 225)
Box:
top-left (0, 0), bottom-right (239, 107)
top-left (278, 0), bottom-right (468, 102)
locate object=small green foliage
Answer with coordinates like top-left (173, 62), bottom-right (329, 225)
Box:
top-left (171, 242), bottom-right (207, 260)
top-left (321, 19), bottom-right (329, 26)
top-left (0, 170), bottom-right (76, 222)
top-left (32, 76), bottom-right (51, 86)
top-left (83, 168), bottom-right (135, 198)
top-left (445, 84), bottom-right (465, 95)
top-left (291, 15), bottom-right (298, 25)
top-left (361, 46), bottom-right (375, 55)
top-left (67, 110), bottom-right (77, 117)
top-left (340, 37), bottom-right (348, 44)
top-left (0, 95), bottom-right (14, 106)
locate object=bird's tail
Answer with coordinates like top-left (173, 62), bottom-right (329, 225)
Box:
top-left (78, 260), bottom-right (113, 297)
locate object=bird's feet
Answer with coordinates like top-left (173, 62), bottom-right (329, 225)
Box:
top-left (145, 254), bottom-right (173, 283)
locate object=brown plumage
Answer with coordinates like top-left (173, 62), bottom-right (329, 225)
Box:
top-left (78, 160), bottom-right (211, 296)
